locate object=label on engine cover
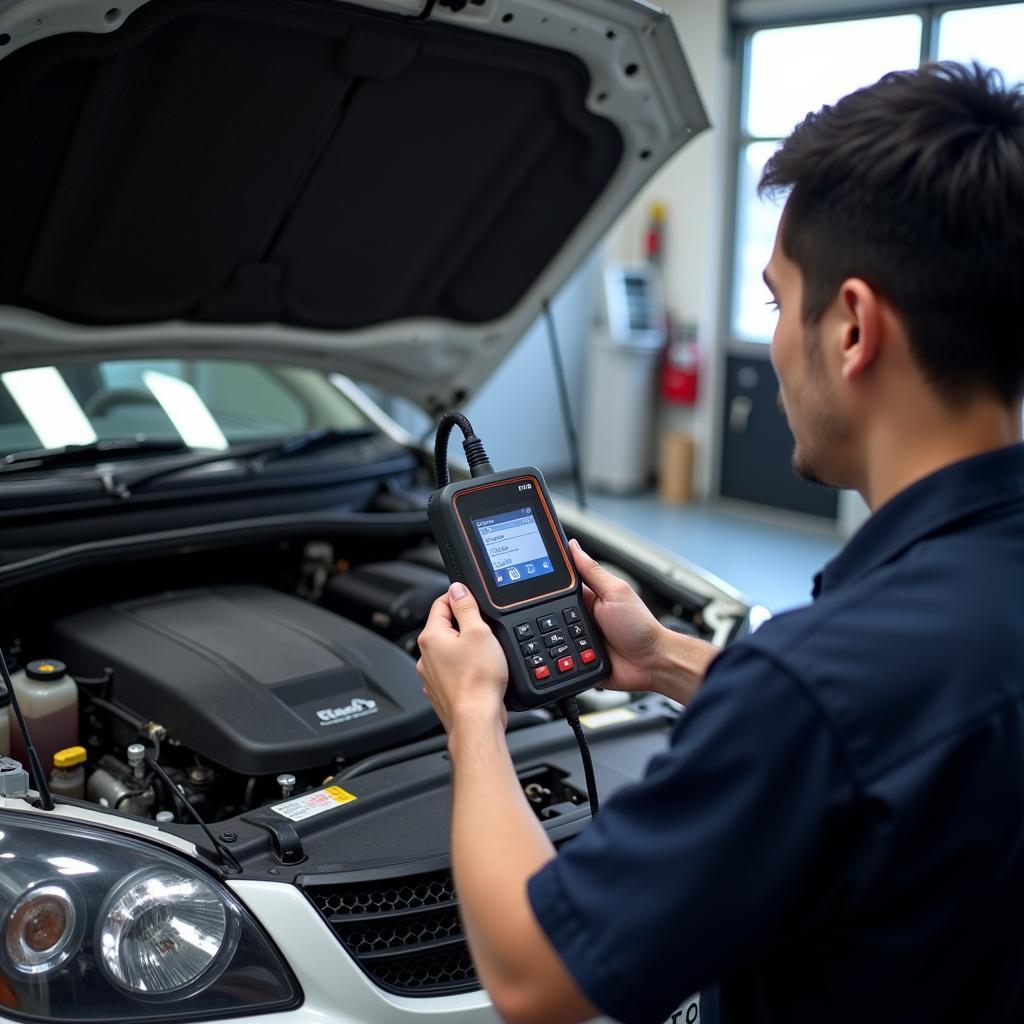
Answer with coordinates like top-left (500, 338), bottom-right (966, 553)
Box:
top-left (580, 707), bottom-right (637, 730)
top-left (314, 697), bottom-right (379, 727)
top-left (272, 785), bottom-right (357, 822)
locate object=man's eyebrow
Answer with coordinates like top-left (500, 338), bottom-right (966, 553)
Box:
top-left (762, 269), bottom-right (777, 296)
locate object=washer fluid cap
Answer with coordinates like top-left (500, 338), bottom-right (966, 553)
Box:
top-left (26, 659), bottom-right (67, 681)
top-left (54, 746), bottom-right (87, 769)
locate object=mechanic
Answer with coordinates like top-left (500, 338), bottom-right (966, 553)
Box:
top-left (416, 62), bottom-right (1024, 1024)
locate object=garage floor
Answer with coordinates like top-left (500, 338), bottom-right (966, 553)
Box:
top-left (555, 487), bottom-right (845, 613)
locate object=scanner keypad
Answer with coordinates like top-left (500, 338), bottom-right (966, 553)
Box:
top-left (516, 604), bottom-right (599, 686)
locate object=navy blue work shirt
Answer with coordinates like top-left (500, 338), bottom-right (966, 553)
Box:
top-left (528, 444), bottom-right (1024, 1024)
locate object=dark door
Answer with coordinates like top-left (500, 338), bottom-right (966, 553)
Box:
top-left (719, 353), bottom-right (839, 520)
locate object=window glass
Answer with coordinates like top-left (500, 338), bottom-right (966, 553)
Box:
top-left (745, 16), bottom-right (923, 138)
top-left (733, 142), bottom-right (785, 343)
top-left (0, 358), bottom-right (369, 456)
top-left (937, 4), bottom-right (1024, 84)
top-left (941, 2), bottom-right (1024, 441)
top-left (100, 360), bottom-right (185, 388)
top-left (734, 14), bottom-right (923, 342)
top-left (189, 362), bottom-right (307, 434)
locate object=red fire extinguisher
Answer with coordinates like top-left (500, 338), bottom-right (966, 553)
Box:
top-left (645, 202), bottom-right (667, 264)
top-left (662, 324), bottom-right (699, 405)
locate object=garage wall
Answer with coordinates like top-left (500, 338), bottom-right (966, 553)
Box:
top-left (463, 250), bottom-right (601, 477)
top-left (603, 0), bottom-right (733, 499)
top-left (475, 0), bottom-right (735, 489)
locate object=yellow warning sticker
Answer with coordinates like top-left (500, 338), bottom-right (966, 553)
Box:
top-left (272, 785), bottom-right (357, 822)
top-left (580, 708), bottom-right (637, 730)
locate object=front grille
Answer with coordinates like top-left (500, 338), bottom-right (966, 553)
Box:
top-left (313, 870), bottom-right (455, 917)
top-left (301, 867), bottom-right (479, 997)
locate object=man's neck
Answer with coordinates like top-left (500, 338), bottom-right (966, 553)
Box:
top-left (861, 397), bottom-right (1022, 511)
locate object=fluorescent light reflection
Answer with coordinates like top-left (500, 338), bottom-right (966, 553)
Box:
top-left (1, 367), bottom-right (98, 449)
top-left (48, 856), bottom-right (100, 876)
top-left (142, 372), bottom-right (228, 450)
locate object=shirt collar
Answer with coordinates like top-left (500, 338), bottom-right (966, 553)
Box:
top-left (813, 443), bottom-right (1024, 599)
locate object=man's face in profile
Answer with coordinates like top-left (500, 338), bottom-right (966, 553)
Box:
top-left (765, 225), bottom-right (853, 490)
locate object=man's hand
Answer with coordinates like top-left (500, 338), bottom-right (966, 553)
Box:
top-left (570, 538), bottom-right (668, 693)
top-left (417, 583), bottom-right (509, 733)
top-left (571, 539), bottom-right (717, 705)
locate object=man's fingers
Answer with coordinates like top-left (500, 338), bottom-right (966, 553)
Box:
top-left (447, 582), bottom-right (486, 632)
top-left (422, 594), bottom-right (457, 640)
top-left (570, 539), bottom-right (623, 601)
top-left (581, 583), bottom-right (598, 618)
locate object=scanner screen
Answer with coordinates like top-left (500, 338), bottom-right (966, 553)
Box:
top-left (473, 507), bottom-right (556, 589)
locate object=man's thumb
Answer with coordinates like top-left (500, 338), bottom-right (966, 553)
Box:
top-left (570, 539), bottom-right (620, 601)
top-left (449, 582), bottom-right (483, 626)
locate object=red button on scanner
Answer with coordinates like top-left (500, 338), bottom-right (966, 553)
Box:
top-left (533, 665), bottom-right (551, 681)
top-left (580, 649), bottom-right (597, 665)
top-left (557, 656), bottom-right (575, 674)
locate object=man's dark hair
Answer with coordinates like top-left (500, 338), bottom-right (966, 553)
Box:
top-left (760, 62), bottom-right (1024, 405)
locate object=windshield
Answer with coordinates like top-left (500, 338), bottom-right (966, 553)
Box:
top-left (0, 358), bottom-right (371, 457)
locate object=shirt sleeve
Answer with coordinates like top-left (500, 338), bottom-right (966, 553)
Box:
top-left (527, 644), bottom-right (860, 1024)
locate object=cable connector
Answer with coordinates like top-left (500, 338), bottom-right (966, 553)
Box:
top-left (462, 434), bottom-right (494, 478)
top-left (434, 411), bottom-right (494, 487)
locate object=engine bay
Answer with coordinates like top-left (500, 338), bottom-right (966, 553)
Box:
top-left (0, 520), bottom-right (724, 829)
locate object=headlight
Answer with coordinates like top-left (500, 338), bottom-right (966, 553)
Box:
top-left (0, 813), bottom-right (299, 1021)
top-left (99, 868), bottom-right (237, 996)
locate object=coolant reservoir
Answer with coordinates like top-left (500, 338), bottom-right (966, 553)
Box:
top-left (9, 660), bottom-right (78, 774)
top-left (0, 685), bottom-right (9, 756)
top-left (50, 745), bottom-right (87, 800)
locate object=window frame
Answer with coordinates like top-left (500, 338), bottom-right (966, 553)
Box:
top-left (723, 0), bottom-right (1020, 353)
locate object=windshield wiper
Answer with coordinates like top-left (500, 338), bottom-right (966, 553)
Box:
top-left (257, 425), bottom-right (377, 463)
top-left (0, 437), bottom-right (189, 474)
top-left (111, 426), bottom-right (378, 499)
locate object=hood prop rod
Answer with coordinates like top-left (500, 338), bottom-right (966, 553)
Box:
top-left (146, 754), bottom-right (242, 873)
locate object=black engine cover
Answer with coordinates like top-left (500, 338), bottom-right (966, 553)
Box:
top-left (52, 585), bottom-right (439, 774)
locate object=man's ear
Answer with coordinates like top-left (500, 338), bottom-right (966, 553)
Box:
top-left (837, 278), bottom-right (882, 382)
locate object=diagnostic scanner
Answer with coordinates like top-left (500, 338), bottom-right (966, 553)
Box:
top-left (428, 459), bottom-right (609, 711)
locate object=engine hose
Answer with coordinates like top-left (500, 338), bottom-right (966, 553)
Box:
top-left (85, 694), bottom-right (146, 731)
top-left (74, 667), bottom-right (115, 695)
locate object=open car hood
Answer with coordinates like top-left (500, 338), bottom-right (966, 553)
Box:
top-left (0, 0), bottom-right (707, 414)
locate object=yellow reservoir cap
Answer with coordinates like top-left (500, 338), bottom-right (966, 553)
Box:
top-left (53, 746), bottom-right (86, 769)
